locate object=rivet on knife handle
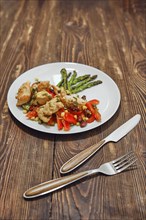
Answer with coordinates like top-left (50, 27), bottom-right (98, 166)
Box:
top-left (60, 139), bottom-right (106, 174)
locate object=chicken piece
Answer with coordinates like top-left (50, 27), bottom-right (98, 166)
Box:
top-left (37, 110), bottom-right (51, 123)
top-left (31, 81), bottom-right (51, 92)
top-left (16, 81), bottom-right (31, 106)
top-left (37, 97), bottom-right (64, 123)
top-left (61, 94), bottom-right (86, 109)
top-left (32, 90), bottom-right (52, 105)
top-left (37, 81), bottom-right (50, 92)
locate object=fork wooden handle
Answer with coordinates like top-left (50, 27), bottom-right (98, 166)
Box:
top-left (23, 170), bottom-right (90, 199)
top-left (60, 139), bottom-right (106, 174)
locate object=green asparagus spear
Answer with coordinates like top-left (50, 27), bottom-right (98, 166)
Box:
top-left (67, 73), bottom-right (72, 91)
top-left (57, 72), bottom-right (71, 87)
top-left (58, 68), bottom-right (68, 89)
top-left (68, 70), bottom-right (77, 87)
top-left (71, 74), bottom-right (90, 85)
top-left (56, 68), bottom-right (102, 94)
top-left (71, 80), bottom-right (102, 94)
top-left (57, 79), bottom-right (63, 87)
top-left (71, 75), bottom-right (97, 90)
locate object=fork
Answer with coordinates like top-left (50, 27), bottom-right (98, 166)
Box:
top-left (23, 151), bottom-right (137, 199)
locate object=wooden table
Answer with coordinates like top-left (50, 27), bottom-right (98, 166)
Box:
top-left (0, 0), bottom-right (145, 219)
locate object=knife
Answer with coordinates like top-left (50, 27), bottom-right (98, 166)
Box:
top-left (60, 114), bottom-right (141, 174)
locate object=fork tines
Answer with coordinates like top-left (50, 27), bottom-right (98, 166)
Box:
top-left (112, 151), bottom-right (137, 172)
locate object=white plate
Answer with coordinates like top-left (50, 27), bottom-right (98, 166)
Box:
top-left (7, 62), bottom-right (121, 134)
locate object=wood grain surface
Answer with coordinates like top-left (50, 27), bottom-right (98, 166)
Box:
top-left (0, 0), bottom-right (145, 220)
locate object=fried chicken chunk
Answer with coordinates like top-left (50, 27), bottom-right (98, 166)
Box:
top-left (37, 97), bottom-right (64, 123)
top-left (16, 81), bottom-right (31, 106)
top-left (61, 94), bottom-right (86, 109)
top-left (31, 81), bottom-right (51, 92)
top-left (32, 90), bottom-right (52, 105)
top-left (37, 81), bottom-right (50, 92)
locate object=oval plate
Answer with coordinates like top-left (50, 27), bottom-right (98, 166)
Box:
top-left (7, 62), bottom-right (121, 134)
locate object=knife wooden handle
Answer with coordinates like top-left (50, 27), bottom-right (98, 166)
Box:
top-left (60, 139), bottom-right (106, 174)
top-left (23, 170), bottom-right (90, 199)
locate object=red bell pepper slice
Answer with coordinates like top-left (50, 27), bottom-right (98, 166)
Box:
top-left (57, 108), bottom-right (65, 117)
top-left (88, 99), bottom-right (99, 105)
top-left (26, 109), bottom-right (38, 119)
top-left (63, 112), bottom-right (77, 125)
top-left (87, 115), bottom-right (95, 123)
top-left (86, 100), bottom-right (101, 121)
top-left (62, 119), bottom-right (70, 131)
top-left (56, 115), bottom-right (63, 130)
top-left (48, 115), bottom-right (56, 126)
top-left (95, 111), bottom-right (101, 121)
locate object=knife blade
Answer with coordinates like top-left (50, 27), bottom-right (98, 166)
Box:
top-left (60, 114), bottom-right (141, 174)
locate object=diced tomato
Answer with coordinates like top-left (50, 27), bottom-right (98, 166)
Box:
top-left (63, 112), bottom-right (77, 125)
top-left (62, 119), bottom-right (70, 131)
top-left (86, 100), bottom-right (101, 121)
top-left (56, 115), bottom-right (63, 130)
top-left (27, 110), bottom-right (38, 119)
top-left (87, 115), bottom-right (95, 123)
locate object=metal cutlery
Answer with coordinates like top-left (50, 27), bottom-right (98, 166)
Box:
top-left (60, 114), bottom-right (141, 174)
top-left (23, 151), bottom-right (137, 199)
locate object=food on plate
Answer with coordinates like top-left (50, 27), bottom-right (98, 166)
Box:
top-left (37, 97), bottom-right (64, 123)
top-left (57, 68), bottom-right (102, 93)
top-left (16, 69), bottom-right (102, 131)
top-left (16, 81), bottom-right (31, 106)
